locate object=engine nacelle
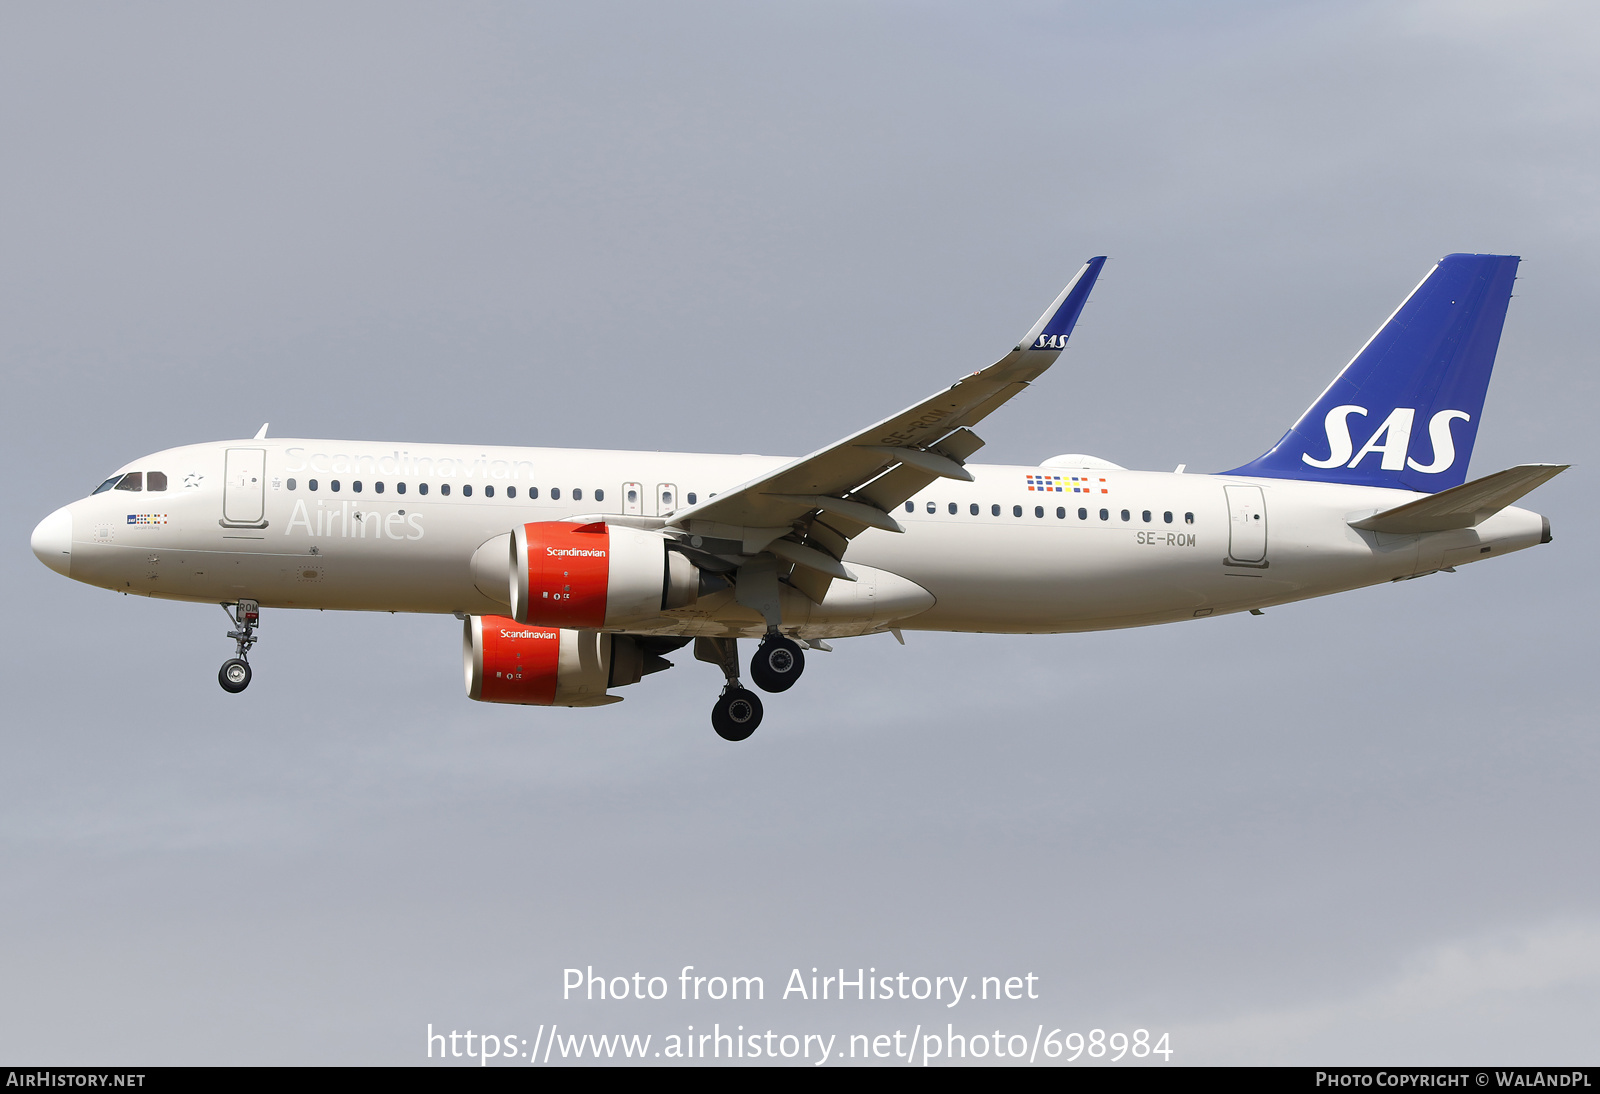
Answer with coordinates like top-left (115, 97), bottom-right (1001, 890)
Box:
top-left (509, 521), bottom-right (697, 627)
top-left (464, 615), bottom-right (675, 707)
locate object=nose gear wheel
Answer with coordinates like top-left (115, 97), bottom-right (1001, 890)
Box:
top-left (219, 658), bottom-right (252, 693)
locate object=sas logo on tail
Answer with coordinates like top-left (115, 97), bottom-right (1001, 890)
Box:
top-left (1032, 334), bottom-right (1072, 350)
top-left (1302, 406), bottom-right (1470, 473)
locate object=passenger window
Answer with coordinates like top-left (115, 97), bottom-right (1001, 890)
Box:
top-left (309, 479), bottom-right (319, 491)
top-left (948, 502), bottom-right (957, 515)
top-left (596, 489), bottom-right (606, 502)
top-left (1142, 510), bottom-right (1151, 522)
top-left (1099, 508), bottom-right (1108, 520)
top-left (331, 480), bottom-right (341, 492)
top-left (551, 488), bottom-right (561, 501)
top-left (353, 481), bottom-right (363, 493)
top-left (463, 484), bottom-right (473, 497)
top-left (374, 482), bottom-right (384, 494)
top-left (1185, 512), bottom-right (1194, 524)
top-left (1119, 509), bottom-right (1128, 521)
top-left (115, 472), bottom-right (142, 492)
top-left (1163, 511), bottom-right (1172, 523)
top-left (905, 501), bottom-right (914, 513)
top-left (683, 492), bottom-right (692, 504)
top-left (1078, 507), bottom-right (1087, 519)
top-left (528, 487), bottom-right (538, 499)
top-left (440, 484), bottom-right (450, 496)
top-left (991, 504), bottom-right (1001, 516)
top-left (506, 486), bottom-right (515, 499)
top-left (1034, 505), bottom-right (1044, 518)
top-left (485, 485), bottom-right (495, 498)
top-left (1056, 507), bottom-right (1065, 519)
top-left (418, 483), bottom-right (427, 495)
top-left (1012, 505), bottom-right (1022, 517)
top-left (629, 488), bottom-right (639, 504)
top-left (286, 478), bottom-right (297, 491)
top-left (396, 482), bottom-right (406, 495)
top-left (926, 501), bottom-right (936, 514)
top-left (573, 488), bottom-right (583, 502)
top-left (92, 475), bottom-right (122, 495)
top-left (146, 472), bottom-right (167, 491)
top-left (970, 503), bottom-right (979, 516)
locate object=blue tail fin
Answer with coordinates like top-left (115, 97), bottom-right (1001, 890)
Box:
top-left (1223, 253), bottom-right (1520, 492)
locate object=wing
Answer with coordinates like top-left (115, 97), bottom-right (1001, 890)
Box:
top-left (667, 257), bottom-right (1107, 604)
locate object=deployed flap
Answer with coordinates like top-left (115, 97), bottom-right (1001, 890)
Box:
top-left (1350, 464), bottom-right (1568, 534)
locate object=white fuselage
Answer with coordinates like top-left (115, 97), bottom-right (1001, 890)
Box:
top-left (42, 437), bottom-right (1549, 639)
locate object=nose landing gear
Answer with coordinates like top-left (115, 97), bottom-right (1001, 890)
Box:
top-left (218, 600), bottom-right (259, 694)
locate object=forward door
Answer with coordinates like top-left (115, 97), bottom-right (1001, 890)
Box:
top-left (223, 448), bottom-right (267, 526)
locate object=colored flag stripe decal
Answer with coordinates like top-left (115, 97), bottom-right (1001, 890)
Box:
top-left (1024, 475), bottom-right (1108, 494)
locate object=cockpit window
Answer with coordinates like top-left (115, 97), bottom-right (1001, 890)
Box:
top-left (114, 472), bottom-right (143, 492)
top-left (146, 471), bottom-right (168, 492)
top-left (91, 475), bottom-right (122, 495)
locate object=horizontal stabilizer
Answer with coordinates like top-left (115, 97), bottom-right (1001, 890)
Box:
top-left (1350, 464), bottom-right (1568, 534)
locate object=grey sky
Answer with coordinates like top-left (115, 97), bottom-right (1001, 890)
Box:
top-left (2, 1), bottom-right (1596, 1065)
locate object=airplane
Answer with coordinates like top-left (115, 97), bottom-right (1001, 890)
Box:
top-left (29, 253), bottom-right (1566, 741)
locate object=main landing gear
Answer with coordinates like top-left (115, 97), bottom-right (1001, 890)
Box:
top-left (695, 633), bottom-right (810, 741)
top-left (712, 686), bottom-right (763, 743)
top-left (750, 633), bottom-right (805, 693)
top-left (218, 600), bottom-right (259, 694)
top-left (695, 637), bottom-right (765, 742)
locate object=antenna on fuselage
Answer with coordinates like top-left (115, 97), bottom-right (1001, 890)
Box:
top-left (253, 423), bottom-right (269, 439)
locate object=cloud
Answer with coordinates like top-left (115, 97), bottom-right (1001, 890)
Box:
top-left (1178, 919), bottom-right (1600, 1063)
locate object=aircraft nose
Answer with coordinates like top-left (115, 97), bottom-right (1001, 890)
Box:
top-left (31, 506), bottom-right (73, 577)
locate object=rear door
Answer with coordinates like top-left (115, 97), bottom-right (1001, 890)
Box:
top-left (223, 448), bottom-right (267, 525)
top-left (1224, 484), bottom-right (1267, 565)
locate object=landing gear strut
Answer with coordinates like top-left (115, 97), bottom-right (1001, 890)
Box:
top-left (750, 633), bottom-right (805, 693)
top-left (695, 637), bottom-right (763, 741)
top-left (218, 600), bottom-right (259, 694)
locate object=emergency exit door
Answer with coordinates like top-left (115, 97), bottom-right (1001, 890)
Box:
top-left (654, 483), bottom-right (679, 516)
top-left (622, 482), bottom-right (643, 516)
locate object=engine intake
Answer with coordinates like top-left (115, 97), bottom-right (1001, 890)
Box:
top-left (509, 521), bottom-right (697, 627)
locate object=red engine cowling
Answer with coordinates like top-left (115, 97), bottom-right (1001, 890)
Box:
top-left (463, 615), bottom-right (616, 707)
top-left (508, 521), bottom-right (696, 627)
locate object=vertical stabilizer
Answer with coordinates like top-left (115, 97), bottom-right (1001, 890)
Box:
top-left (1224, 253), bottom-right (1520, 492)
